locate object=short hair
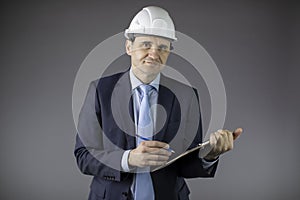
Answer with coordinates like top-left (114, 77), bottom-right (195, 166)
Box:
top-left (128, 33), bottom-right (174, 50)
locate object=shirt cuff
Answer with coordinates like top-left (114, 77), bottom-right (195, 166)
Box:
top-left (200, 156), bottom-right (218, 169)
top-left (121, 150), bottom-right (131, 172)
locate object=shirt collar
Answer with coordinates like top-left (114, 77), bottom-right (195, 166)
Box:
top-left (129, 67), bottom-right (160, 92)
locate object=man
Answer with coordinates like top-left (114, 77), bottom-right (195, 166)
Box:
top-left (74, 6), bottom-right (242, 200)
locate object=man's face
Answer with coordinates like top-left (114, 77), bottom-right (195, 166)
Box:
top-left (126, 36), bottom-right (171, 80)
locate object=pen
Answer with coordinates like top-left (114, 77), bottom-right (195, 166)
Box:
top-left (135, 134), bottom-right (175, 153)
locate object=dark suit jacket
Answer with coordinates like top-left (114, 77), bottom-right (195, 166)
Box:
top-left (74, 71), bottom-right (218, 200)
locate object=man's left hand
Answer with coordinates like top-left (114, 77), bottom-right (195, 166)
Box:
top-left (204, 128), bottom-right (242, 160)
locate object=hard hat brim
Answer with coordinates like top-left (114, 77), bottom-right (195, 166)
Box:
top-left (124, 28), bottom-right (177, 42)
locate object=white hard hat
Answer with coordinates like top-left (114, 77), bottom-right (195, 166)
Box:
top-left (124, 6), bottom-right (177, 41)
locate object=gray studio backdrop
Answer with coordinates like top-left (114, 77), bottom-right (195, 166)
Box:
top-left (1, 1), bottom-right (299, 200)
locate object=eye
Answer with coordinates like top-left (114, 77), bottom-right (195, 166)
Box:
top-left (158, 45), bottom-right (169, 52)
top-left (142, 42), bottom-right (151, 49)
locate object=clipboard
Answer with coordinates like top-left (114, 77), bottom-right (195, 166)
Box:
top-left (153, 140), bottom-right (210, 172)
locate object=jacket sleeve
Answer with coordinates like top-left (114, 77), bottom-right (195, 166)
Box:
top-left (177, 88), bottom-right (218, 178)
top-left (74, 81), bottom-right (125, 182)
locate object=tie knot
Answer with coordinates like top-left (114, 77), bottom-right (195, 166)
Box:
top-left (139, 84), bottom-right (153, 97)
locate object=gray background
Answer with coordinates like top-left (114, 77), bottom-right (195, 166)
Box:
top-left (1, 0), bottom-right (299, 200)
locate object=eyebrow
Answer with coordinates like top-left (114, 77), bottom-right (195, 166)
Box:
top-left (140, 41), bottom-right (152, 45)
top-left (158, 44), bottom-right (168, 49)
top-left (139, 41), bottom-right (169, 49)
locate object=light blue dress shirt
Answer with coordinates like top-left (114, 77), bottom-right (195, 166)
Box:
top-left (121, 68), bottom-right (160, 172)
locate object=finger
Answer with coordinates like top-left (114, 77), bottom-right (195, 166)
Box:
top-left (138, 145), bottom-right (172, 156)
top-left (225, 130), bottom-right (234, 150)
top-left (233, 128), bottom-right (243, 140)
top-left (209, 132), bottom-right (218, 147)
top-left (217, 129), bottom-right (234, 152)
top-left (148, 148), bottom-right (172, 156)
top-left (223, 130), bottom-right (231, 150)
top-left (134, 154), bottom-right (168, 167)
top-left (146, 154), bottom-right (170, 162)
top-left (144, 160), bottom-right (168, 166)
top-left (217, 130), bottom-right (228, 151)
top-left (142, 140), bottom-right (170, 149)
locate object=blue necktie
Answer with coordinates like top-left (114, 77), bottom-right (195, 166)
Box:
top-left (134, 84), bottom-right (155, 200)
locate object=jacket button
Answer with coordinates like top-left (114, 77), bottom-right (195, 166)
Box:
top-left (122, 192), bottom-right (128, 197)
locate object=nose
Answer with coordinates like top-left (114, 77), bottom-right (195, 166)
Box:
top-left (148, 47), bottom-right (159, 59)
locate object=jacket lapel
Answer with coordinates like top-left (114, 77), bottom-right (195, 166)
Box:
top-left (111, 71), bottom-right (136, 149)
top-left (153, 75), bottom-right (176, 143)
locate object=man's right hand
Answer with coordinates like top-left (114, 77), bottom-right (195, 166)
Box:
top-left (128, 141), bottom-right (172, 168)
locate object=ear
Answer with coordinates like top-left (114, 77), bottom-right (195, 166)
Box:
top-left (125, 40), bottom-right (132, 56)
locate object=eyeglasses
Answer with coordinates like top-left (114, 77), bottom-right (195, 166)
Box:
top-left (131, 40), bottom-right (174, 53)
top-left (139, 41), bottom-right (171, 52)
